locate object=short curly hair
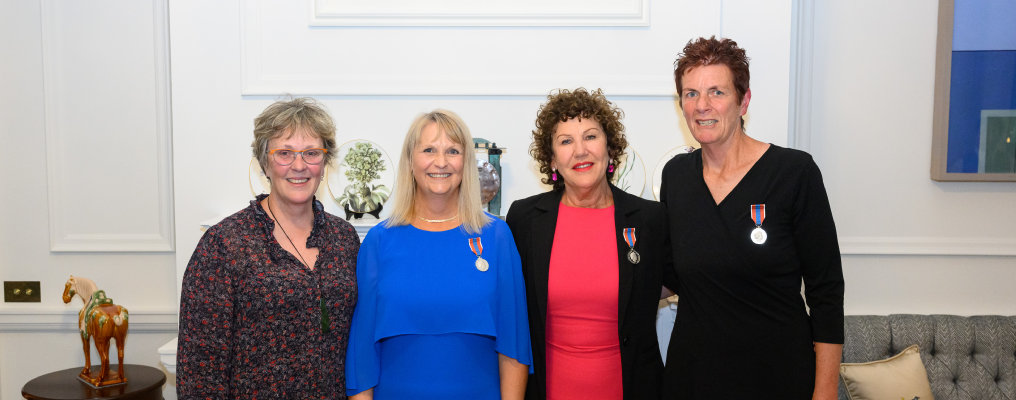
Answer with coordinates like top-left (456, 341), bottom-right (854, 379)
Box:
top-left (530, 88), bottom-right (628, 190)
top-left (674, 36), bottom-right (751, 129)
top-left (251, 96), bottom-right (337, 174)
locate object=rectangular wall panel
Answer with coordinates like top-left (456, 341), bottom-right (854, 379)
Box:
top-left (42, 0), bottom-right (174, 252)
top-left (242, 0), bottom-right (735, 96)
top-left (310, 0), bottom-right (650, 27)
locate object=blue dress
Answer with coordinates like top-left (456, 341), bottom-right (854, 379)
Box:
top-left (345, 217), bottom-right (534, 399)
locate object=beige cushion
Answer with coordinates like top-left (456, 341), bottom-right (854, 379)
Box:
top-left (839, 345), bottom-right (935, 400)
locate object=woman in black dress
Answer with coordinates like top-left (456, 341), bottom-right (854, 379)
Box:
top-left (660, 37), bottom-right (844, 399)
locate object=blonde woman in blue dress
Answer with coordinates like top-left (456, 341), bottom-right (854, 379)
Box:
top-left (345, 110), bottom-right (533, 399)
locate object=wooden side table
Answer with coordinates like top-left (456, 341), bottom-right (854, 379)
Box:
top-left (22, 365), bottom-right (166, 400)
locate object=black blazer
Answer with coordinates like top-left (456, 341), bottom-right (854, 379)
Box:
top-left (506, 184), bottom-right (677, 400)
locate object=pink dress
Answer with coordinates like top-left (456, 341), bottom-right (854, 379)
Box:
top-left (546, 204), bottom-right (623, 400)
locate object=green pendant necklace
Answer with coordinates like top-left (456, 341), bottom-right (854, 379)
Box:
top-left (268, 196), bottom-right (330, 334)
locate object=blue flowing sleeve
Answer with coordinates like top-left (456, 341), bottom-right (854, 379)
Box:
top-left (345, 227), bottom-right (381, 396)
top-left (493, 221), bottom-right (535, 373)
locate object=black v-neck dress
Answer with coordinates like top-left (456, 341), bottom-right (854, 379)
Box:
top-left (659, 145), bottom-right (844, 399)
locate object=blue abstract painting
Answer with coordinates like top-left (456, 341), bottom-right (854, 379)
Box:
top-left (946, 0), bottom-right (1016, 173)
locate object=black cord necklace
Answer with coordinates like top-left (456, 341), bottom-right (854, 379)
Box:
top-left (267, 195), bottom-right (330, 334)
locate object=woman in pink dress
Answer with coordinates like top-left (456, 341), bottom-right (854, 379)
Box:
top-left (506, 88), bottom-right (677, 400)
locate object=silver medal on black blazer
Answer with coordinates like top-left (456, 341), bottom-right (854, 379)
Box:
top-left (623, 228), bottom-right (640, 264)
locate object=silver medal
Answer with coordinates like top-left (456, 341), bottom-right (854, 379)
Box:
top-left (751, 227), bottom-right (767, 244)
top-left (475, 257), bottom-right (489, 272)
top-left (627, 249), bottom-right (641, 264)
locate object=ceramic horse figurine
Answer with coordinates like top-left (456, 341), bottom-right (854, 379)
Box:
top-left (62, 275), bottom-right (129, 387)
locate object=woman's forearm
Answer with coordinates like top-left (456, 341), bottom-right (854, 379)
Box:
top-left (498, 353), bottom-right (529, 400)
top-left (349, 388), bottom-right (373, 400)
top-left (813, 342), bottom-right (843, 400)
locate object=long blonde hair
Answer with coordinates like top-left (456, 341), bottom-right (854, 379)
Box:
top-left (385, 110), bottom-right (491, 234)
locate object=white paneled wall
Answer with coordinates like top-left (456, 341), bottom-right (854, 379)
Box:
top-left (242, 0), bottom-right (717, 96)
top-left (41, 0), bottom-right (175, 252)
top-left (0, 0), bottom-right (178, 399)
top-left (807, 1), bottom-right (1016, 258)
top-left (805, 1), bottom-right (1016, 313)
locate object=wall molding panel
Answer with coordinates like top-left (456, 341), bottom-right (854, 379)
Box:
top-left (0, 309), bottom-right (178, 333)
top-left (240, 0), bottom-right (735, 96)
top-left (309, 0), bottom-right (650, 27)
top-left (787, 0), bottom-right (814, 152)
top-left (840, 237), bottom-right (1016, 256)
top-left (41, 0), bottom-right (174, 252)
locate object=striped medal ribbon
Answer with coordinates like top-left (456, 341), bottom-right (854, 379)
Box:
top-left (469, 237), bottom-right (489, 271)
top-left (624, 228), bottom-right (640, 264)
top-left (750, 204), bottom-right (767, 244)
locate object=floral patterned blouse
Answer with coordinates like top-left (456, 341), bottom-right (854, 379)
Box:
top-left (177, 194), bottom-right (359, 399)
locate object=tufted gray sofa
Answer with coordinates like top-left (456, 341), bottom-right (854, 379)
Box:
top-left (840, 315), bottom-right (1016, 400)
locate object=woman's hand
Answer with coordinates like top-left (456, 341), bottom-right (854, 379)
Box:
top-left (812, 342), bottom-right (843, 400)
top-left (349, 388), bottom-right (373, 400)
top-left (499, 353), bottom-right (528, 400)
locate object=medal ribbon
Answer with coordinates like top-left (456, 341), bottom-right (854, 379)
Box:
top-left (468, 237), bottom-right (483, 258)
top-left (751, 204), bottom-right (766, 227)
top-left (624, 228), bottom-right (637, 249)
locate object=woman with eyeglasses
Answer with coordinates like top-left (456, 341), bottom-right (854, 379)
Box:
top-left (177, 97), bottom-right (360, 399)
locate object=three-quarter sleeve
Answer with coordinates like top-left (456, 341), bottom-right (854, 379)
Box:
top-left (177, 227), bottom-right (235, 399)
top-left (345, 230), bottom-right (381, 396)
top-left (494, 227), bottom-right (534, 373)
top-left (793, 160), bottom-right (845, 344)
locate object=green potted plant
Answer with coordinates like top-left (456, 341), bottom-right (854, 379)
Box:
top-left (336, 142), bottom-right (390, 219)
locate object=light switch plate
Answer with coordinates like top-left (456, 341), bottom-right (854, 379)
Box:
top-left (4, 281), bottom-right (41, 302)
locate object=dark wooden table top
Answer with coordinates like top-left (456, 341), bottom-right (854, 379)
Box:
top-left (22, 364), bottom-right (166, 400)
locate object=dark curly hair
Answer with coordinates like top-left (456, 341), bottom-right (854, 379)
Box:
top-left (530, 88), bottom-right (628, 190)
top-left (674, 36), bottom-right (751, 129)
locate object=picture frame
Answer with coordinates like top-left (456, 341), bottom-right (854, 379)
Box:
top-left (610, 146), bottom-right (646, 197)
top-left (325, 139), bottom-right (395, 220)
top-left (930, 0), bottom-right (1016, 181)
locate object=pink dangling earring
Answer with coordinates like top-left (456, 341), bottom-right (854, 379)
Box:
top-left (552, 169), bottom-right (558, 181)
top-left (608, 164), bottom-right (615, 173)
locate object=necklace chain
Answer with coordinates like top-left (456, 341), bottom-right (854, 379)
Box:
top-left (266, 196), bottom-right (330, 334)
top-left (267, 196), bottom-right (311, 269)
top-left (418, 213), bottom-right (459, 223)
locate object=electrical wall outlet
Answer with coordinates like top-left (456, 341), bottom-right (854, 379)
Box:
top-left (4, 281), bottom-right (41, 302)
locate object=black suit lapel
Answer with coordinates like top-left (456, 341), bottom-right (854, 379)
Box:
top-left (530, 189), bottom-right (563, 328)
top-left (611, 184), bottom-right (639, 333)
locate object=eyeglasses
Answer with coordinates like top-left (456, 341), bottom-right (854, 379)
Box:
top-left (268, 148), bottom-right (328, 166)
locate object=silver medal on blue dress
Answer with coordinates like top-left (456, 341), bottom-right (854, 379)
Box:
top-left (469, 237), bottom-right (489, 271)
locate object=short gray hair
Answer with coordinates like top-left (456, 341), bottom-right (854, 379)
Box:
top-left (251, 96), bottom-right (337, 172)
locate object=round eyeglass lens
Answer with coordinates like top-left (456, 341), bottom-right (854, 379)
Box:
top-left (303, 149), bottom-right (324, 164)
top-left (273, 150), bottom-right (296, 165)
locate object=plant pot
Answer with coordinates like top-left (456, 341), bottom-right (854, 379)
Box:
top-left (344, 203), bottom-right (384, 221)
